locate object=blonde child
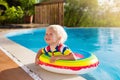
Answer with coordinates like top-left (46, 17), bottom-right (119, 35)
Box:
top-left (35, 25), bottom-right (75, 64)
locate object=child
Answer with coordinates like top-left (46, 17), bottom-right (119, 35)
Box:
top-left (35, 25), bottom-right (75, 64)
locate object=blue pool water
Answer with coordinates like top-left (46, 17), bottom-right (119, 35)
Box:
top-left (6, 28), bottom-right (120, 80)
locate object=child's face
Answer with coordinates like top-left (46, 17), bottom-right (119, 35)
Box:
top-left (45, 28), bottom-right (60, 45)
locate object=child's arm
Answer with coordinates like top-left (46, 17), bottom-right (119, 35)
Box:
top-left (35, 49), bottom-right (43, 65)
top-left (50, 53), bottom-right (75, 63)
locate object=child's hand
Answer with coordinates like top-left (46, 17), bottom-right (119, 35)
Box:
top-left (50, 56), bottom-right (60, 63)
top-left (35, 58), bottom-right (39, 65)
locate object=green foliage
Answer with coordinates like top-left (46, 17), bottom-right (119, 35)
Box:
top-left (0, 0), bottom-right (8, 25)
top-left (0, 16), bottom-right (6, 25)
top-left (0, 0), bottom-right (36, 24)
top-left (64, 0), bottom-right (120, 27)
top-left (64, 0), bottom-right (99, 27)
top-left (0, 0), bottom-right (8, 15)
top-left (0, 0), bottom-right (8, 9)
top-left (5, 0), bottom-right (21, 7)
top-left (20, 0), bottom-right (36, 16)
top-left (40, 0), bottom-right (50, 2)
top-left (4, 6), bottom-right (24, 24)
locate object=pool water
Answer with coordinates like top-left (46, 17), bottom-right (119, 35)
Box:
top-left (6, 28), bottom-right (120, 80)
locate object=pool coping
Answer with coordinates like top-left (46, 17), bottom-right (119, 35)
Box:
top-left (0, 28), bottom-right (86, 80)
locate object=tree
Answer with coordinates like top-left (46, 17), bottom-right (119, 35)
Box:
top-left (4, 6), bottom-right (24, 24)
top-left (40, 0), bottom-right (57, 2)
top-left (5, 0), bottom-right (21, 7)
top-left (96, 0), bottom-right (120, 27)
top-left (64, 0), bottom-right (99, 27)
top-left (0, 0), bottom-right (8, 24)
top-left (20, 0), bottom-right (36, 16)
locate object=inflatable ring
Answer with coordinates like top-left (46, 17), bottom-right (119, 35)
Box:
top-left (38, 50), bottom-right (99, 74)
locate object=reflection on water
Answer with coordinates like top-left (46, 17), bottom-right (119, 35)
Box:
top-left (66, 28), bottom-right (120, 80)
top-left (7, 28), bottom-right (120, 80)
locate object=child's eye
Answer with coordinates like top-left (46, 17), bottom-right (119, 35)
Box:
top-left (49, 33), bottom-right (53, 35)
top-left (45, 33), bottom-right (53, 36)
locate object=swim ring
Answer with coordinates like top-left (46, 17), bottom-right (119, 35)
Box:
top-left (38, 50), bottom-right (99, 74)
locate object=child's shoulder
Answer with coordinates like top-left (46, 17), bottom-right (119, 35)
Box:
top-left (60, 44), bottom-right (70, 50)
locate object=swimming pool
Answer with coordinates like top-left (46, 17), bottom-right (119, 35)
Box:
top-left (6, 27), bottom-right (120, 80)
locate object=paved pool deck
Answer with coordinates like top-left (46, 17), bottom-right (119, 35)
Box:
top-left (0, 29), bottom-right (86, 80)
top-left (0, 49), bottom-right (33, 80)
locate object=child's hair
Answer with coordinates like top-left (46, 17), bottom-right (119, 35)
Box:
top-left (47, 25), bottom-right (67, 43)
